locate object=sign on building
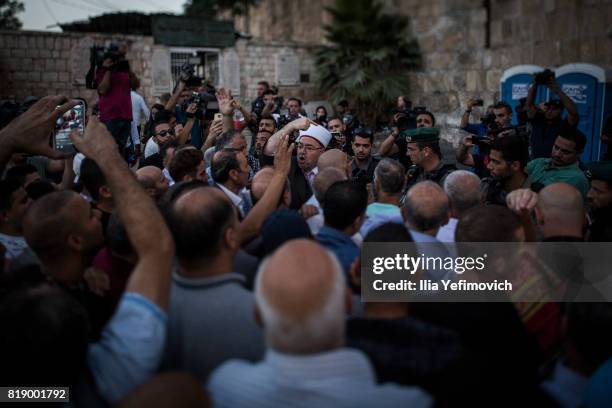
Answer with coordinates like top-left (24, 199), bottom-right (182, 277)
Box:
top-left (275, 51), bottom-right (299, 86)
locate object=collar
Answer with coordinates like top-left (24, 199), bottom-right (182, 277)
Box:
top-left (545, 159), bottom-right (580, 171)
top-left (303, 166), bottom-right (319, 177)
top-left (319, 225), bottom-right (355, 244)
top-left (263, 348), bottom-right (376, 383)
top-left (172, 271), bottom-right (245, 289)
top-left (366, 202), bottom-right (401, 217)
top-left (352, 155), bottom-right (373, 171)
top-left (217, 183), bottom-right (243, 209)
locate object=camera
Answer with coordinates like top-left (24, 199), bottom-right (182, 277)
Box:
top-left (481, 112), bottom-right (499, 132)
top-left (85, 43), bottom-right (128, 89)
top-left (474, 99), bottom-right (484, 106)
top-left (533, 68), bottom-right (555, 85)
top-left (184, 91), bottom-right (218, 120)
top-left (394, 106), bottom-right (427, 132)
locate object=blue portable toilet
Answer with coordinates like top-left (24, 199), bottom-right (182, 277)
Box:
top-left (555, 63), bottom-right (607, 161)
top-left (500, 65), bottom-right (547, 125)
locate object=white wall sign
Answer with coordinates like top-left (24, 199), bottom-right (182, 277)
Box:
top-left (223, 49), bottom-right (241, 96)
top-left (275, 52), bottom-right (300, 86)
top-left (152, 47), bottom-right (172, 95)
top-left (562, 84), bottom-right (588, 104)
top-left (511, 83), bottom-right (529, 100)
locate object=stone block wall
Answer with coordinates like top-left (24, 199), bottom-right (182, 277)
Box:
top-left (237, 0), bottom-right (612, 140)
top-left (0, 30), bottom-right (155, 108)
top-left (232, 39), bottom-right (319, 103)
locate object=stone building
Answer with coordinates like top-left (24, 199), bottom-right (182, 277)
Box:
top-left (1, 0), bottom-right (611, 129)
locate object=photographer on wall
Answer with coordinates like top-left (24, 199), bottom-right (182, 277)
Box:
top-left (92, 43), bottom-right (133, 158)
top-left (526, 69), bottom-right (579, 159)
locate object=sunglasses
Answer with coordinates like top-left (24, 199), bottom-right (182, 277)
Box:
top-left (157, 129), bottom-right (175, 137)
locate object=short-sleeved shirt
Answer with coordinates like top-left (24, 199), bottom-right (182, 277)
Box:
top-left (94, 69), bottom-right (132, 122)
top-left (88, 293), bottom-right (167, 405)
top-left (527, 158), bottom-right (589, 199)
top-left (174, 106), bottom-right (203, 149)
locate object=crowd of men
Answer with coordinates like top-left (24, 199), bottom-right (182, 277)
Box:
top-left (1, 49), bottom-right (612, 407)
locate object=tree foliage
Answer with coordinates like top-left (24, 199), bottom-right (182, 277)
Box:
top-left (315, 0), bottom-right (420, 126)
top-left (0, 0), bottom-right (24, 30)
top-left (183, 0), bottom-right (258, 18)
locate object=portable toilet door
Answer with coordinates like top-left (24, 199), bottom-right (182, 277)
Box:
top-left (555, 63), bottom-right (606, 162)
top-left (500, 65), bottom-right (547, 125)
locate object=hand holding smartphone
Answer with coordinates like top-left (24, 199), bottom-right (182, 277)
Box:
top-left (54, 99), bottom-right (86, 154)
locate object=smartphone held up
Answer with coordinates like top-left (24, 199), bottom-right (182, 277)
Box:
top-left (54, 99), bottom-right (86, 154)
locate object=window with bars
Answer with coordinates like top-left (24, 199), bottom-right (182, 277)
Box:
top-left (170, 50), bottom-right (220, 90)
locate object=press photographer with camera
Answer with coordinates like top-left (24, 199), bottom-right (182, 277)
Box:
top-left (526, 69), bottom-right (579, 159)
top-left (93, 44), bottom-right (132, 157)
top-left (457, 101), bottom-right (514, 178)
top-left (378, 103), bottom-right (435, 170)
top-left (164, 64), bottom-right (215, 149)
top-left (459, 98), bottom-right (493, 137)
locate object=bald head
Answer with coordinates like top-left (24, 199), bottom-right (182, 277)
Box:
top-left (255, 239), bottom-right (346, 354)
top-left (443, 170), bottom-right (482, 217)
top-left (536, 183), bottom-right (584, 238)
top-left (317, 149), bottom-right (350, 177)
top-left (251, 167), bottom-right (291, 207)
top-left (165, 186), bottom-right (237, 264)
top-left (403, 181), bottom-right (449, 235)
top-left (23, 190), bottom-right (104, 274)
top-left (313, 167), bottom-right (347, 203)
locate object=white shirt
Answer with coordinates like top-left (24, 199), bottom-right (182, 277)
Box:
top-left (436, 217), bottom-right (458, 243)
top-left (208, 348), bottom-right (432, 408)
top-left (0, 233), bottom-right (28, 260)
top-left (217, 183), bottom-right (244, 217)
top-left (144, 138), bottom-right (159, 158)
top-left (129, 91), bottom-right (149, 148)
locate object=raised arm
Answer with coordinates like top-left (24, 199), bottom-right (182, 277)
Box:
top-left (216, 88), bottom-right (236, 133)
top-left (525, 82), bottom-right (538, 119)
top-left (263, 116), bottom-right (313, 156)
top-left (165, 81), bottom-right (185, 113)
top-left (548, 79), bottom-right (578, 125)
top-left (239, 135), bottom-right (294, 245)
top-left (0, 95), bottom-right (77, 173)
top-left (71, 117), bottom-right (174, 310)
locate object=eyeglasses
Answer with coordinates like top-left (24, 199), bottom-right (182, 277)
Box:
top-left (156, 129), bottom-right (175, 137)
top-left (296, 143), bottom-right (323, 152)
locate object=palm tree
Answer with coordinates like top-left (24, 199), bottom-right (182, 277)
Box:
top-left (315, 0), bottom-right (420, 127)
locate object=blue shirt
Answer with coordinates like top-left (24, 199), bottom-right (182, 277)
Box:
top-left (207, 348), bottom-right (432, 408)
top-left (88, 293), bottom-right (167, 405)
top-left (174, 106), bottom-right (203, 148)
top-left (317, 225), bottom-right (360, 275)
top-left (463, 123), bottom-right (487, 137)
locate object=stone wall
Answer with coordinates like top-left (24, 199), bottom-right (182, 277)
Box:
top-left (0, 30), bottom-right (155, 107)
top-left (0, 29), bottom-right (320, 112)
top-left (238, 0), bottom-right (612, 137)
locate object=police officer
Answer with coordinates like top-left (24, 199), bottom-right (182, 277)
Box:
top-left (585, 161), bottom-right (612, 241)
top-left (403, 127), bottom-right (456, 190)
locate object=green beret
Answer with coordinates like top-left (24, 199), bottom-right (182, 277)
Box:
top-left (401, 127), bottom-right (440, 143)
top-left (585, 161), bottom-right (612, 183)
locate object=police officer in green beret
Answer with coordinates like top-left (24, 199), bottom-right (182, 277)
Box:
top-left (402, 127), bottom-right (456, 190)
top-left (585, 161), bottom-right (612, 241)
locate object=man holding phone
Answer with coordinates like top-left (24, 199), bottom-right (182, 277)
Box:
top-left (95, 44), bottom-right (132, 159)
